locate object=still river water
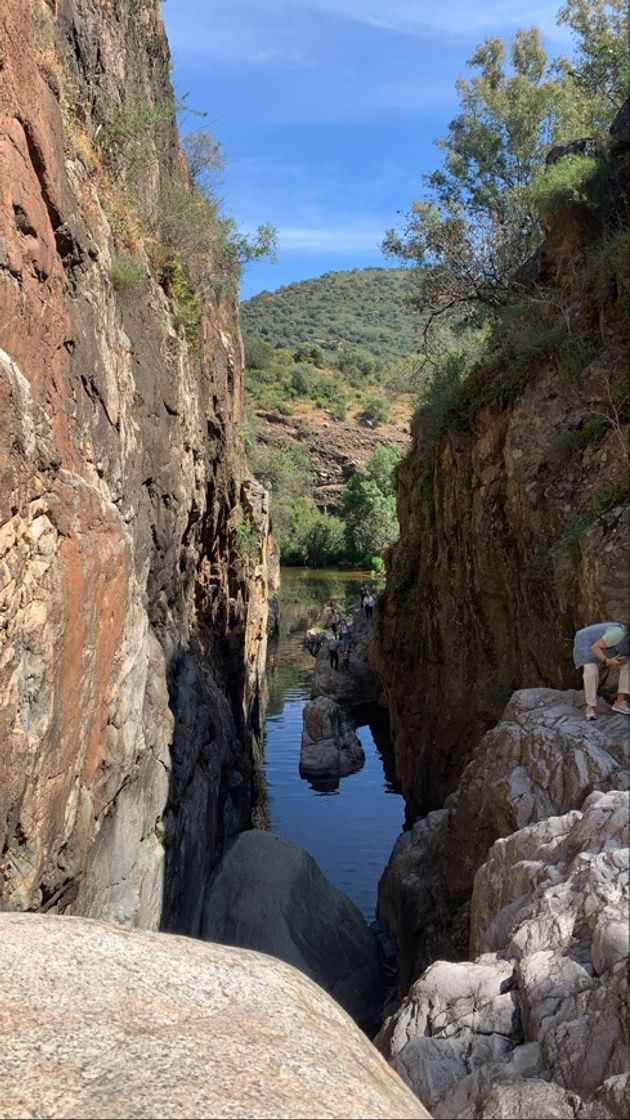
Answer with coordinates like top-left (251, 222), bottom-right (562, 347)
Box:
top-left (262, 568), bottom-right (405, 923)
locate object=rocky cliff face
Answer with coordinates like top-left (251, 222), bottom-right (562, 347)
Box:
top-left (0, 0), bottom-right (274, 932)
top-left (371, 123), bottom-right (629, 815)
top-left (376, 694), bottom-right (629, 1119)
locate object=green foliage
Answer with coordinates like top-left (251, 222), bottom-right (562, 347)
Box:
top-left (98, 97), bottom-right (177, 184)
top-left (166, 256), bottom-right (201, 345)
top-left (556, 0), bottom-right (629, 120)
top-left (281, 499), bottom-right (347, 567)
top-left (156, 175), bottom-right (221, 259)
top-left (528, 153), bottom-right (613, 218)
top-left (251, 442), bottom-right (314, 552)
top-left (382, 12), bottom-right (627, 345)
top-left (564, 476), bottom-right (629, 562)
top-left (294, 342), bottom-right (324, 366)
top-left (241, 268), bottom-right (419, 361)
top-left (244, 336), bottom-right (275, 370)
top-left (336, 347), bottom-right (379, 377)
top-left (183, 129), bottom-right (224, 186)
top-left (109, 254), bottom-right (145, 293)
top-left (235, 510), bottom-right (260, 562)
top-left (341, 446), bottom-right (403, 565)
top-left (228, 222), bottom-right (278, 266)
top-left (358, 396), bottom-right (389, 426)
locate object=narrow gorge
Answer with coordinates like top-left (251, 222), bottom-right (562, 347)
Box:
top-left (1, 2), bottom-right (628, 1120)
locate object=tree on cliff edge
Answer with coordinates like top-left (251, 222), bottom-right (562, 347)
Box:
top-left (384, 1), bottom-right (629, 343)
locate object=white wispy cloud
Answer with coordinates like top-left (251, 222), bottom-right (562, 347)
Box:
top-left (166, 0), bottom-right (569, 69)
top-left (276, 225), bottom-right (386, 251)
top-left (262, 0), bottom-right (569, 39)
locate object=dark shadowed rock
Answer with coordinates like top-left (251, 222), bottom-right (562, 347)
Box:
top-left (545, 136), bottom-right (604, 164)
top-left (610, 97), bottom-right (630, 144)
top-left (202, 830), bottom-right (385, 1031)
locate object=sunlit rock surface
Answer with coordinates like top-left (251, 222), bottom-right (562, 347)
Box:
top-left (0, 913), bottom-right (430, 1120)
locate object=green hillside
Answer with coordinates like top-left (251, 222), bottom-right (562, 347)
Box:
top-left (241, 267), bottom-right (420, 360)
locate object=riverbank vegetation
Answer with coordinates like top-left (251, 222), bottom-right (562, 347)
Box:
top-left (252, 442), bottom-right (402, 569)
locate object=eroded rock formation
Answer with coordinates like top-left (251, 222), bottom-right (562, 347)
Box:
top-left (0, 0), bottom-right (274, 931)
top-left (300, 695), bottom-right (365, 779)
top-left (201, 829), bottom-right (385, 1031)
top-left (312, 611), bottom-right (378, 703)
top-left (0, 912), bottom-right (430, 1120)
top-left (378, 689), bottom-right (629, 989)
top-left (377, 787), bottom-right (629, 1119)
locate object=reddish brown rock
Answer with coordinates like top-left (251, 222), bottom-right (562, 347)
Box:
top-left (0, 1), bottom-right (275, 931)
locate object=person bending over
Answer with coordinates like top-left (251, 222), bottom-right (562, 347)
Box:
top-left (573, 621), bottom-right (629, 720)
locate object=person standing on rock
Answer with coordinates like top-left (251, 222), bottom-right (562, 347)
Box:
top-left (364, 594), bottom-right (374, 621)
top-left (340, 620), bottom-right (351, 670)
top-left (329, 607), bottom-right (341, 637)
top-left (573, 622), bottom-right (629, 720)
top-left (328, 637), bottom-right (342, 671)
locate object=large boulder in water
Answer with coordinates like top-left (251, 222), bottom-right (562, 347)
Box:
top-left (202, 830), bottom-right (385, 1031)
top-left (300, 696), bottom-right (365, 779)
top-left (0, 912), bottom-right (429, 1119)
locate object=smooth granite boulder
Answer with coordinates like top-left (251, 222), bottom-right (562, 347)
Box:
top-left (300, 696), bottom-right (365, 779)
top-left (0, 913), bottom-right (429, 1120)
top-left (202, 829), bottom-right (385, 1031)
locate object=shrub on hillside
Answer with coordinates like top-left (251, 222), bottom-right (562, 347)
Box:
top-left (294, 342), bottom-right (325, 367)
top-left (245, 336), bottom-right (275, 370)
top-left (110, 255), bottom-right (145, 292)
top-left (358, 396), bottom-right (389, 426)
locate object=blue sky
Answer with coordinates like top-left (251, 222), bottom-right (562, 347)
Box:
top-left (161, 0), bottom-right (569, 299)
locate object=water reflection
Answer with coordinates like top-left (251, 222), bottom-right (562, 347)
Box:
top-left (262, 567), bottom-right (405, 922)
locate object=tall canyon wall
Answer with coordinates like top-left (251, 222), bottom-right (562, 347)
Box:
top-left (372, 117), bottom-right (629, 815)
top-left (0, 0), bottom-right (275, 934)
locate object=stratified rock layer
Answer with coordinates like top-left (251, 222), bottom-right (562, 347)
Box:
top-left (202, 830), bottom-right (385, 1031)
top-left (0, 0), bottom-right (274, 929)
top-left (0, 913), bottom-right (430, 1120)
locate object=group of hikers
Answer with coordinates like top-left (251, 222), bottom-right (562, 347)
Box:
top-left (320, 601), bottom-right (629, 712)
top-left (324, 584), bottom-right (376, 672)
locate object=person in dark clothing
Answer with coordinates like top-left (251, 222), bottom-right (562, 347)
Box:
top-left (340, 620), bottom-right (351, 670)
top-left (328, 637), bottom-right (342, 670)
top-left (364, 593), bottom-right (374, 620)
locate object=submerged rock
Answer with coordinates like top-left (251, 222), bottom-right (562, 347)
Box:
top-left (0, 913), bottom-right (429, 1120)
top-left (300, 696), bottom-right (365, 779)
top-left (202, 830), bottom-right (385, 1031)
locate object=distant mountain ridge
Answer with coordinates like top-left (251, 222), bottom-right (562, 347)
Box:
top-left (241, 267), bottom-right (420, 361)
